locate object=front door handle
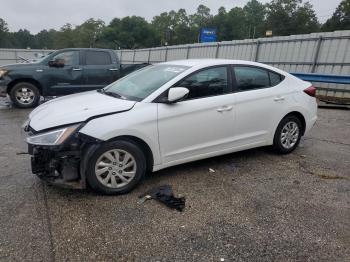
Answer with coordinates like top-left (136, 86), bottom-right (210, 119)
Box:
top-left (109, 68), bottom-right (119, 71)
top-left (72, 68), bottom-right (82, 71)
top-left (273, 96), bottom-right (285, 101)
top-left (217, 106), bottom-right (233, 112)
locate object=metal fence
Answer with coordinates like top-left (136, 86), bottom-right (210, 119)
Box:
top-left (0, 48), bottom-right (53, 65)
top-left (116, 30), bottom-right (350, 101)
top-left (0, 31), bottom-right (349, 101)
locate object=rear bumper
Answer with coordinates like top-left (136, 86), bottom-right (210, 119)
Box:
top-left (305, 115), bottom-right (317, 135)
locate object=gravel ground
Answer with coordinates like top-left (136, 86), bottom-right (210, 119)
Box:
top-left (0, 97), bottom-right (349, 261)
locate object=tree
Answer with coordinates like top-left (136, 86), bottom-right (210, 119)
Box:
top-left (190, 5), bottom-right (212, 28)
top-left (265, 0), bottom-right (320, 36)
top-left (0, 1), bottom-right (337, 49)
top-left (0, 18), bottom-right (10, 47)
top-left (55, 23), bottom-right (76, 48)
top-left (12, 29), bottom-right (35, 48)
top-left (74, 18), bottom-right (105, 48)
top-left (244, 0), bottom-right (267, 38)
top-left (102, 16), bottom-right (157, 49)
top-left (152, 12), bottom-right (175, 45)
top-left (322, 0), bottom-right (350, 31)
top-left (226, 7), bottom-right (249, 40)
top-left (34, 29), bottom-right (57, 49)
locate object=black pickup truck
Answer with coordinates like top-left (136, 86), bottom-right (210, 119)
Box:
top-left (0, 48), bottom-right (148, 108)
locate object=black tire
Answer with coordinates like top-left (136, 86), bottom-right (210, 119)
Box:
top-left (9, 82), bottom-right (40, 108)
top-left (86, 140), bottom-right (147, 195)
top-left (272, 115), bottom-right (302, 154)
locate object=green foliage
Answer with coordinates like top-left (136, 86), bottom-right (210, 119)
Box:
top-left (322, 0), bottom-right (350, 31)
top-left (265, 0), bottom-right (320, 36)
top-left (0, 0), bottom-right (346, 50)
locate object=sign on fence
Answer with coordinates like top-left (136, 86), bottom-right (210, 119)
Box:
top-left (200, 28), bottom-right (217, 43)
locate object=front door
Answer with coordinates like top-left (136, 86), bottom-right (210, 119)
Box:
top-left (157, 66), bottom-right (236, 164)
top-left (45, 50), bottom-right (84, 95)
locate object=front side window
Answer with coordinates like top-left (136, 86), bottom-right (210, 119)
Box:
top-left (52, 51), bottom-right (79, 66)
top-left (177, 66), bottom-right (228, 100)
top-left (104, 64), bottom-right (189, 101)
top-left (85, 51), bottom-right (111, 65)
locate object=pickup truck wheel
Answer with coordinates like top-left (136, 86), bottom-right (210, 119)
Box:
top-left (86, 140), bottom-right (146, 195)
top-left (9, 82), bottom-right (40, 108)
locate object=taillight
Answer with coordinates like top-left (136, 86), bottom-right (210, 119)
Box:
top-left (303, 86), bottom-right (316, 97)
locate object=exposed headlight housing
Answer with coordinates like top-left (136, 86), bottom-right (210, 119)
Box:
top-left (0, 69), bottom-right (8, 78)
top-left (26, 124), bottom-right (80, 146)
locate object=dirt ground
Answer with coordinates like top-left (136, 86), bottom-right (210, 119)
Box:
top-left (0, 99), bottom-right (349, 261)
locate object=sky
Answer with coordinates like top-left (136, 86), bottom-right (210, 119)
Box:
top-left (0, 0), bottom-right (342, 34)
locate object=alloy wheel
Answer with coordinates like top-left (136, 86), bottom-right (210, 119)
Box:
top-left (280, 121), bottom-right (299, 149)
top-left (95, 149), bottom-right (137, 188)
top-left (15, 87), bottom-right (35, 105)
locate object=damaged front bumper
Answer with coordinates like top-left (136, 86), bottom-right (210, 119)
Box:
top-left (26, 125), bottom-right (100, 189)
top-left (30, 144), bottom-right (86, 189)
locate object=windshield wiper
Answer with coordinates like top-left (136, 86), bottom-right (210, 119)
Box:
top-left (97, 89), bottom-right (130, 100)
top-left (104, 91), bottom-right (123, 99)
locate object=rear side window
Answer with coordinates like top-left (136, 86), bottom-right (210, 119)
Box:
top-left (85, 51), bottom-right (111, 65)
top-left (233, 66), bottom-right (284, 91)
top-left (269, 71), bottom-right (283, 86)
top-left (233, 66), bottom-right (269, 91)
top-left (177, 66), bottom-right (228, 100)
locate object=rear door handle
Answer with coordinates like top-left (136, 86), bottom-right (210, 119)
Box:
top-left (72, 68), bottom-right (82, 71)
top-left (273, 96), bottom-right (285, 101)
top-left (217, 105), bottom-right (233, 112)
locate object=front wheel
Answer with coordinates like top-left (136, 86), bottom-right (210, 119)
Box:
top-left (86, 140), bottom-right (146, 195)
top-left (272, 115), bottom-right (302, 154)
top-left (9, 82), bottom-right (40, 108)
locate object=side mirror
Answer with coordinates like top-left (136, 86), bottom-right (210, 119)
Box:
top-left (167, 87), bottom-right (189, 103)
top-left (48, 59), bottom-right (64, 68)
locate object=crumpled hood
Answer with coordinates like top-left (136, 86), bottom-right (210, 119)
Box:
top-left (29, 91), bottom-right (136, 131)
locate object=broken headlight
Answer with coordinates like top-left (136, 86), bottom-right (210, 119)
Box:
top-left (26, 124), bottom-right (80, 146)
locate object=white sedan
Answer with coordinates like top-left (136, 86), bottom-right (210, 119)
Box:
top-left (24, 59), bottom-right (317, 194)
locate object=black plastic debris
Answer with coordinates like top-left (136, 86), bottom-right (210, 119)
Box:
top-left (139, 185), bottom-right (186, 212)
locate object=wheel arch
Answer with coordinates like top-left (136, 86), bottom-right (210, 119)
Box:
top-left (281, 111), bottom-right (306, 135)
top-left (7, 78), bottom-right (43, 95)
top-left (107, 135), bottom-right (154, 172)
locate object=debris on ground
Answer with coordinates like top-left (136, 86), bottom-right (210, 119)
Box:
top-left (139, 185), bottom-right (186, 212)
top-left (209, 168), bottom-right (216, 173)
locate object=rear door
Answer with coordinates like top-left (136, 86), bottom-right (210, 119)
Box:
top-left (82, 50), bottom-right (120, 91)
top-left (45, 50), bottom-right (84, 95)
top-left (157, 65), bottom-right (236, 164)
top-left (232, 65), bottom-right (290, 146)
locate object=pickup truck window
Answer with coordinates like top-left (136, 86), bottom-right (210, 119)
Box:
top-left (52, 51), bottom-right (79, 66)
top-left (85, 51), bottom-right (111, 65)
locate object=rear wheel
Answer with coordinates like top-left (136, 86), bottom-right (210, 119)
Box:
top-left (86, 140), bottom-right (146, 195)
top-left (272, 115), bottom-right (302, 154)
top-left (9, 82), bottom-right (40, 108)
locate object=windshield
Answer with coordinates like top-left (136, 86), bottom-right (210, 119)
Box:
top-left (104, 64), bottom-right (189, 101)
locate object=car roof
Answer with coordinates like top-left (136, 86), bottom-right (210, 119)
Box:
top-left (59, 48), bottom-right (114, 52)
top-left (161, 59), bottom-right (264, 67)
top-left (160, 59), bottom-right (289, 76)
